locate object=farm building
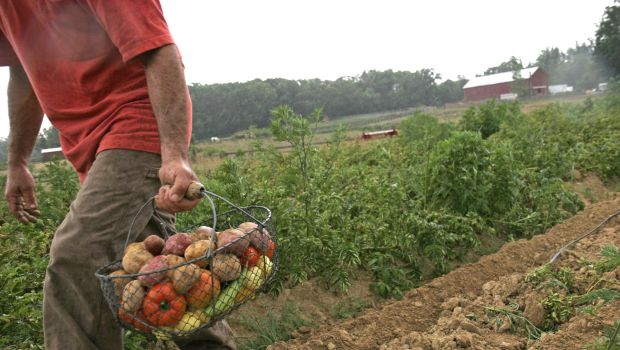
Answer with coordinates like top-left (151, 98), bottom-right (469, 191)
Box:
top-left (41, 147), bottom-right (63, 161)
top-left (463, 67), bottom-right (549, 102)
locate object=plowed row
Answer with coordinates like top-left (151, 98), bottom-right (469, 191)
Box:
top-left (269, 196), bottom-right (620, 350)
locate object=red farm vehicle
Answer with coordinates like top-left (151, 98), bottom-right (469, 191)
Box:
top-left (361, 128), bottom-right (398, 141)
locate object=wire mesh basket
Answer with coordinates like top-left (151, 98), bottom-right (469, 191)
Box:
top-left (95, 184), bottom-right (278, 339)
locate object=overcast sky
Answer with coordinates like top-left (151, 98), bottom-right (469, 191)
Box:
top-left (0, 0), bottom-right (614, 138)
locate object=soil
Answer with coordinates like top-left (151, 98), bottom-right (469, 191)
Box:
top-left (267, 195), bottom-right (620, 350)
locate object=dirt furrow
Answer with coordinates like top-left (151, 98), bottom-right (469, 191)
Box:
top-left (269, 196), bottom-right (620, 350)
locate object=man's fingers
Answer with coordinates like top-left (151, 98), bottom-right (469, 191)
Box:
top-left (171, 198), bottom-right (200, 212)
top-left (22, 190), bottom-right (38, 211)
top-left (169, 178), bottom-right (192, 202)
top-left (155, 185), bottom-right (200, 213)
top-left (18, 210), bottom-right (38, 223)
top-left (22, 210), bottom-right (38, 223)
top-left (25, 207), bottom-right (41, 218)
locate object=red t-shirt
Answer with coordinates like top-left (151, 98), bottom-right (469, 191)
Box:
top-left (0, 0), bottom-right (191, 182)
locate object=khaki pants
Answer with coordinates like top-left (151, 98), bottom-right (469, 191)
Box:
top-left (43, 149), bottom-right (236, 350)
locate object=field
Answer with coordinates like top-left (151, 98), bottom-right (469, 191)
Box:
top-left (191, 93), bottom-right (594, 175)
top-left (270, 195), bottom-right (620, 349)
top-left (1, 91), bottom-right (619, 350)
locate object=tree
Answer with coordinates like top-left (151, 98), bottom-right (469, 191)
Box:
top-left (536, 47), bottom-right (565, 74)
top-left (484, 56), bottom-right (523, 75)
top-left (595, 2), bottom-right (620, 77)
top-left (435, 78), bottom-right (467, 105)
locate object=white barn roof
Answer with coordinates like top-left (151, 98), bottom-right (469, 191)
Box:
top-left (463, 67), bottom-right (540, 89)
top-left (41, 147), bottom-right (62, 154)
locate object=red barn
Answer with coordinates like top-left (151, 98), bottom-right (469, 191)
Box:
top-left (463, 67), bottom-right (549, 102)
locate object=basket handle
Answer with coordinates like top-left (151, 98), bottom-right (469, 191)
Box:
top-left (185, 181), bottom-right (207, 200)
top-left (121, 181), bottom-right (269, 255)
top-left (122, 182), bottom-right (214, 254)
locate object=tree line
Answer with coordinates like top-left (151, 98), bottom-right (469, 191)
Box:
top-left (189, 69), bottom-right (466, 140)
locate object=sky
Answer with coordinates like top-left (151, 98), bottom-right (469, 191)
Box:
top-left (0, 0), bottom-right (614, 138)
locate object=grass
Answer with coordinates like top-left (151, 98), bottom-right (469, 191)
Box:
top-left (330, 296), bottom-right (374, 319)
top-left (586, 321), bottom-right (620, 350)
top-left (237, 302), bottom-right (316, 350)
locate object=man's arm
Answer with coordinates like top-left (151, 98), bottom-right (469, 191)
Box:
top-left (4, 66), bottom-right (43, 223)
top-left (142, 44), bottom-right (199, 212)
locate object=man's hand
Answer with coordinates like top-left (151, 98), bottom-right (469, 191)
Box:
top-left (155, 158), bottom-right (200, 213)
top-left (5, 164), bottom-right (40, 223)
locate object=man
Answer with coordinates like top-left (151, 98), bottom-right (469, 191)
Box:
top-left (0, 1), bottom-right (235, 349)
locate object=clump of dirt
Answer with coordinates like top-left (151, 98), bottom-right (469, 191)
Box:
top-left (569, 172), bottom-right (614, 205)
top-left (269, 197), bottom-right (620, 350)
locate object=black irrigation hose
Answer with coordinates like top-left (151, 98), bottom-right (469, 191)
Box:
top-left (549, 208), bottom-right (620, 264)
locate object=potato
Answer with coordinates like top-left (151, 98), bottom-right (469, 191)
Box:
top-left (184, 239), bottom-right (216, 268)
top-left (137, 255), bottom-right (168, 287)
top-left (237, 222), bottom-right (258, 233)
top-left (124, 242), bottom-right (145, 255)
top-left (121, 280), bottom-right (145, 313)
top-left (143, 235), bottom-right (165, 255)
top-left (163, 233), bottom-right (193, 256)
top-left (238, 222), bottom-right (272, 254)
top-left (211, 254), bottom-right (242, 282)
top-left (194, 226), bottom-right (216, 240)
top-left (165, 254), bottom-right (187, 279)
top-left (122, 248), bottom-right (154, 274)
top-left (109, 269), bottom-right (130, 297)
top-left (166, 254), bottom-right (186, 267)
top-left (171, 263), bottom-right (202, 294)
top-left (217, 229), bottom-right (249, 256)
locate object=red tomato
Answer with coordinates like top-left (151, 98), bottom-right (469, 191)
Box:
top-left (142, 281), bottom-right (187, 327)
top-left (266, 240), bottom-right (275, 260)
top-left (133, 310), bottom-right (152, 333)
top-left (240, 246), bottom-right (260, 268)
top-left (118, 307), bottom-right (152, 333)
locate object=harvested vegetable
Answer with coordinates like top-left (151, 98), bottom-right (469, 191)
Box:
top-left (163, 233), bottom-right (193, 256)
top-left (192, 226), bottom-right (216, 242)
top-left (211, 254), bottom-right (242, 282)
top-left (124, 242), bottom-right (145, 255)
top-left (184, 239), bottom-right (216, 268)
top-left (122, 248), bottom-right (154, 274)
top-left (142, 281), bottom-right (187, 327)
top-left (171, 263), bottom-right (201, 294)
top-left (186, 270), bottom-right (221, 309)
top-left (239, 246), bottom-right (260, 268)
top-left (109, 269), bottom-right (130, 297)
top-left (217, 229), bottom-right (249, 256)
top-left (137, 255), bottom-right (168, 287)
top-left (173, 311), bottom-right (203, 332)
top-left (257, 255), bottom-right (273, 278)
top-left (165, 254), bottom-right (186, 279)
top-left (238, 222), bottom-right (271, 253)
top-left (205, 269), bottom-right (246, 316)
top-left (235, 266), bottom-right (264, 302)
top-left (121, 280), bottom-right (145, 313)
top-left (143, 235), bottom-right (165, 255)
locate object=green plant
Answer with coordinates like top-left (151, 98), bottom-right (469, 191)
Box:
top-left (525, 264), bottom-right (576, 292)
top-left (459, 100), bottom-right (522, 139)
top-left (575, 288), bottom-right (620, 306)
top-left (596, 245), bottom-right (620, 273)
top-left (238, 303), bottom-right (315, 350)
top-left (330, 297), bottom-right (374, 319)
top-left (541, 292), bottom-right (574, 329)
top-left (585, 321), bottom-right (620, 350)
top-left (484, 304), bottom-right (543, 340)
